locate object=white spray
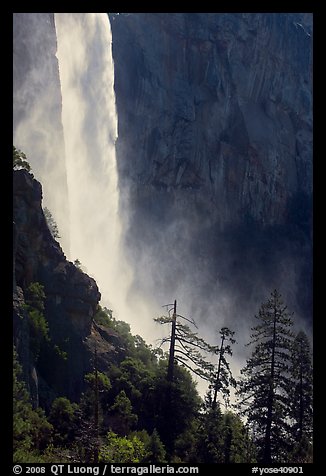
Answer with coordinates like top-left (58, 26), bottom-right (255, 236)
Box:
top-left (54, 13), bottom-right (161, 342)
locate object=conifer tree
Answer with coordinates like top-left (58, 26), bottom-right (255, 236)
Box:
top-left (44, 207), bottom-right (60, 239)
top-left (154, 300), bottom-right (215, 382)
top-left (147, 429), bottom-right (167, 463)
top-left (289, 331), bottom-right (313, 462)
top-left (13, 146), bottom-right (31, 172)
top-left (210, 327), bottom-right (237, 409)
top-left (13, 347), bottom-right (53, 462)
top-left (237, 290), bottom-right (294, 463)
top-left (110, 390), bottom-right (138, 435)
top-left (24, 282), bottom-right (49, 362)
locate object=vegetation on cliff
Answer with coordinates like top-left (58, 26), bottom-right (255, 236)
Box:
top-left (13, 299), bottom-right (313, 463)
top-left (12, 152), bottom-right (313, 464)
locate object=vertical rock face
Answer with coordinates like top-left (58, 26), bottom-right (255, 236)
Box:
top-left (110, 13), bottom-right (312, 327)
top-left (13, 13), bottom-right (70, 254)
top-left (13, 170), bottom-right (103, 404)
top-left (111, 12), bottom-right (312, 224)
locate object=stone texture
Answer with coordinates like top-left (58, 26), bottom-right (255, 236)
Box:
top-left (110, 13), bottom-right (312, 225)
top-left (109, 13), bottom-right (312, 326)
top-left (13, 170), bottom-right (117, 405)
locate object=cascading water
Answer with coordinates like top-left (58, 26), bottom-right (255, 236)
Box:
top-left (54, 13), bottom-right (125, 305)
top-left (55, 14), bottom-right (118, 259)
top-left (54, 13), bottom-right (156, 336)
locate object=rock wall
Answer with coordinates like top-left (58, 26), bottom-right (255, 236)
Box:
top-left (110, 13), bottom-right (312, 327)
top-left (13, 170), bottom-right (115, 406)
top-left (110, 12), bottom-right (312, 225)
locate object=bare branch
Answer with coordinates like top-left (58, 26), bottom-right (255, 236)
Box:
top-left (176, 314), bottom-right (199, 329)
top-left (174, 356), bottom-right (211, 381)
top-left (176, 335), bottom-right (214, 353)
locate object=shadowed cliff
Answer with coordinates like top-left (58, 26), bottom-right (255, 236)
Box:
top-left (13, 169), bottom-right (120, 407)
top-left (109, 12), bottom-right (312, 333)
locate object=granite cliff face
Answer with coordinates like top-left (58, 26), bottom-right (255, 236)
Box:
top-left (110, 13), bottom-right (312, 325)
top-left (13, 170), bottom-right (117, 406)
top-left (111, 12), bottom-right (312, 225)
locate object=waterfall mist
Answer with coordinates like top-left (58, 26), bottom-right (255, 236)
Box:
top-left (54, 13), bottom-right (164, 343)
top-left (13, 13), bottom-right (70, 253)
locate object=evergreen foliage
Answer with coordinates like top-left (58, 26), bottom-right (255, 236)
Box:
top-left (44, 207), bottom-right (60, 239)
top-left (146, 429), bottom-right (167, 463)
top-left (94, 305), bottom-right (113, 327)
top-left (155, 303), bottom-right (215, 381)
top-left (13, 146), bottom-right (31, 172)
top-left (99, 431), bottom-right (146, 463)
top-left (237, 290), bottom-right (298, 463)
top-left (24, 282), bottom-right (49, 361)
top-left (13, 290), bottom-right (312, 464)
top-left (48, 397), bottom-right (78, 447)
top-left (209, 326), bottom-right (237, 408)
top-left (288, 331), bottom-right (313, 462)
top-left (13, 348), bottom-right (53, 463)
top-left (109, 390), bottom-right (138, 435)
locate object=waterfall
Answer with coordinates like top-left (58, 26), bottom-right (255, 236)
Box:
top-left (54, 13), bottom-right (162, 341)
top-left (54, 13), bottom-right (131, 318)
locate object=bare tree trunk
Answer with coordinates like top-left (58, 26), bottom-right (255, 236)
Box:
top-left (167, 300), bottom-right (177, 382)
top-left (212, 333), bottom-right (225, 409)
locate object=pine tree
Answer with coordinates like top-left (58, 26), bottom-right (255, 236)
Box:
top-left (194, 404), bottom-right (225, 463)
top-left (151, 360), bottom-right (201, 458)
top-left (13, 347), bottom-right (53, 462)
top-left (13, 146), bottom-right (31, 172)
top-left (154, 300), bottom-right (215, 382)
top-left (155, 299), bottom-right (217, 458)
top-left (289, 331), bottom-right (313, 462)
top-left (221, 411), bottom-right (252, 463)
top-left (237, 290), bottom-right (294, 463)
top-left (210, 327), bottom-right (237, 409)
top-left (24, 282), bottom-right (50, 362)
top-left (44, 207), bottom-right (60, 239)
top-left (147, 429), bottom-right (167, 463)
top-left (109, 390), bottom-right (138, 435)
top-left (75, 340), bottom-right (111, 463)
top-left (48, 397), bottom-right (78, 447)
